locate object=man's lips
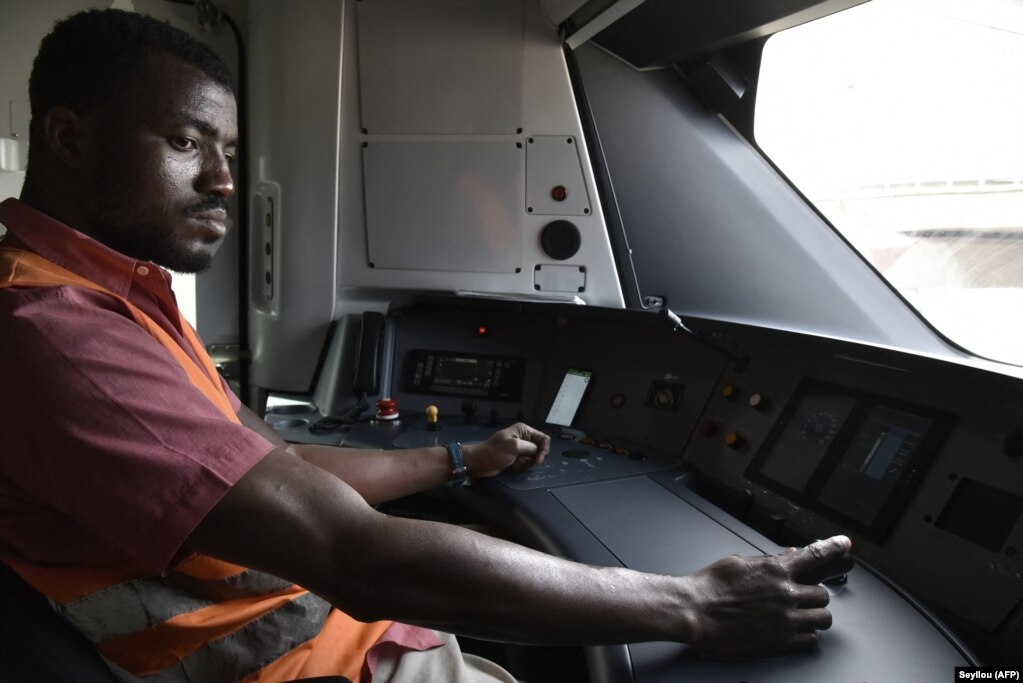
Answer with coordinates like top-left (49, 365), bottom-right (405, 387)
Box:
top-left (188, 209), bottom-right (228, 237)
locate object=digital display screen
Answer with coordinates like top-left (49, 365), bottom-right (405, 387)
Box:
top-left (432, 356), bottom-right (495, 389)
top-left (546, 368), bottom-right (592, 427)
top-left (747, 380), bottom-right (950, 541)
top-left (754, 389), bottom-right (857, 495)
top-left (404, 350), bottom-right (525, 400)
top-left (815, 406), bottom-right (933, 526)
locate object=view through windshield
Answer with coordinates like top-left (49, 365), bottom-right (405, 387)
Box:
top-left (756, 0), bottom-right (1023, 366)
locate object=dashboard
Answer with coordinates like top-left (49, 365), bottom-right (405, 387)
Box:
top-left (267, 296), bottom-right (1023, 678)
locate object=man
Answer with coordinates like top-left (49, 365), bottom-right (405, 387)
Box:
top-left (0, 9), bottom-right (852, 683)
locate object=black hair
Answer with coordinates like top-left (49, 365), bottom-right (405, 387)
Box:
top-left (28, 8), bottom-right (235, 148)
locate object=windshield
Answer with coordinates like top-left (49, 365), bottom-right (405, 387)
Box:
top-left (755, 0), bottom-right (1023, 365)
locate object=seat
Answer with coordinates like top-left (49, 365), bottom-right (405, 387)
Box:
top-left (0, 561), bottom-right (118, 682)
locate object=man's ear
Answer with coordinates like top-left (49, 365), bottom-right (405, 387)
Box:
top-left (42, 107), bottom-right (89, 169)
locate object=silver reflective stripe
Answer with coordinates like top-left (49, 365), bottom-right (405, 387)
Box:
top-left (59, 569), bottom-right (295, 643)
top-left (136, 591), bottom-right (332, 683)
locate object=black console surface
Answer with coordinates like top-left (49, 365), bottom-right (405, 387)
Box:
top-left (342, 415), bottom-right (969, 681)
top-left (343, 417), bottom-right (679, 490)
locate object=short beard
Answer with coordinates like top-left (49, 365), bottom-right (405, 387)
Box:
top-left (85, 195), bottom-right (227, 274)
top-left (87, 221), bottom-right (216, 274)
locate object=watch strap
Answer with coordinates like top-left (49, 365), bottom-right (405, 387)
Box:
top-left (446, 442), bottom-right (469, 485)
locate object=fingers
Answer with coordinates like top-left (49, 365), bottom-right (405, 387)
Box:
top-left (785, 631), bottom-right (821, 653)
top-left (790, 583), bottom-right (830, 608)
top-left (790, 607), bottom-right (833, 632)
top-left (476, 423), bottom-right (550, 474)
top-left (785, 536), bottom-right (853, 585)
top-left (505, 422), bottom-right (550, 464)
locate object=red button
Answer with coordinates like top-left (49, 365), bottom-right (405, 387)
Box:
top-left (698, 420), bottom-right (718, 436)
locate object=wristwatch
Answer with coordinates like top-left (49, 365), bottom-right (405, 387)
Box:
top-left (445, 442), bottom-right (469, 486)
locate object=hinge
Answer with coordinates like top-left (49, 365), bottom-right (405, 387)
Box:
top-left (642, 295), bottom-right (665, 309)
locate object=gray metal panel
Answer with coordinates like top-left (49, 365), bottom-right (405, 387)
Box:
top-left (335, 0), bottom-right (625, 309)
top-left (525, 135), bottom-right (592, 215)
top-left (246, 0), bottom-right (343, 392)
top-left (552, 477), bottom-right (967, 682)
top-left (573, 44), bottom-right (952, 355)
top-left (364, 141), bottom-right (525, 273)
top-left (357, 0), bottom-right (524, 135)
top-left (553, 477), bottom-right (753, 572)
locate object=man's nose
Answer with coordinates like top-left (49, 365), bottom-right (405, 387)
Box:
top-left (198, 151), bottom-right (235, 198)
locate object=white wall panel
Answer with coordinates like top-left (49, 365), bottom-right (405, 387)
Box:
top-left (364, 141), bottom-right (524, 272)
top-left (357, 0), bottom-right (524, 135)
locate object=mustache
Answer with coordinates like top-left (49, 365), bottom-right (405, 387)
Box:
top-left (186, 197), bottom-right (229, 215)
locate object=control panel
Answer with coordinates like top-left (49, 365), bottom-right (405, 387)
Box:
top-left (682, 325), bottom-right (1023, 657)
top-left (273, 296), bottom-right (1022, 664)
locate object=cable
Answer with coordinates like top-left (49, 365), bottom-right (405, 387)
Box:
top-left (308, 396), bottom-right (370, 434)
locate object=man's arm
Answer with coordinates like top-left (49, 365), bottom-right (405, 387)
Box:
top-left (236, 402), bottom-right (550, 504)
top-left (188, 444), bottom-right (851, 655)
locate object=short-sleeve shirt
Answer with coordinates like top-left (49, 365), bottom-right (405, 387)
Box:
top-left (0, 198), bottom-right (276, 574)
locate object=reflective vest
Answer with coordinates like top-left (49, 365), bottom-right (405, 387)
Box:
top-left (0, 246), bottom-right (393, 682)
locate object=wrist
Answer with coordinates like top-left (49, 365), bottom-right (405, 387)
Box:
top-left (444, 442), bottom-right (469, 485)
top-left (671, 576), bottom-right (704, 645)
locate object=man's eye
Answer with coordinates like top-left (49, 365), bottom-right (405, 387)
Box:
top-left (170, 136), bottom-right (198, 151)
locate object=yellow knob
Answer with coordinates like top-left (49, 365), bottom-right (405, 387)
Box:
top-left (426, 405), bottom-right (439, 424)
top-left (725, 432), bottom-right (743, 449)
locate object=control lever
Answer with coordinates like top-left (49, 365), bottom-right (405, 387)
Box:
top-left (426, 405), bottom-right (440, 431)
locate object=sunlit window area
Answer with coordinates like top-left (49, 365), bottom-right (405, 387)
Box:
top-left (756, 0), bottom-right (1023, 365)
top-left (175, 273), bottom-right (198, 329)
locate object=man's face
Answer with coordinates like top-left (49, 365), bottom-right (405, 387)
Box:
top-left (79, 53), bottom-right (238, 273)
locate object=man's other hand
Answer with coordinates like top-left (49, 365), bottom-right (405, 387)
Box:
top-left (463, 423), bottom-right (551, 478)
top-left (683, 535), bottom-right (853, 658)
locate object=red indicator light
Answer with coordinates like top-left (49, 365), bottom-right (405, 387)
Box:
top-left (477, 325), bottom-right (489, 337)
top-left (551, 185), bottom-right (568, 201)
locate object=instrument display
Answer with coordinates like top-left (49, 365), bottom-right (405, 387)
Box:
top-left (747, 380), bottom-right (951, 541)
top-left (403, 349), bottom-right (526, 400)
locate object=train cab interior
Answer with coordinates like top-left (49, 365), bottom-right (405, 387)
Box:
top-left (1, 0), bottom-right (1022, 680)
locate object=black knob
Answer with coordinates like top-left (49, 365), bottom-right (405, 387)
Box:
top-left (540, 220), bottom-right (581, 260)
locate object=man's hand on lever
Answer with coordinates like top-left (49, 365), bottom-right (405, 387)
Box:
top-left (463, 422), bottom-right (551, 477)
top-left (682, 535), bottom-right (853, 658)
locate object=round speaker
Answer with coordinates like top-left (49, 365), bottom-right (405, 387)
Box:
top-left (540, 220), bottom-right (581, 261)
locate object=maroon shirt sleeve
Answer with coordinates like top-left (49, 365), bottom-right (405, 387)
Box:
top-left (0, 285), bottom-right (275, 574)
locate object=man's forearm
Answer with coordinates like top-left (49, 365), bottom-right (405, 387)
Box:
top-left (329, 512), bottom-right (692, 645)
top-left (288, 443), bottom-right (456, 505)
